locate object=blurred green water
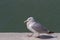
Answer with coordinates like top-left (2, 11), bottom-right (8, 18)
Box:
top-left (0, 0), bottom-right (60, 32)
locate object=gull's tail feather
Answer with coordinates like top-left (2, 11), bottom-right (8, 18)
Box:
top-left (47, 31), bottom-right (54, 34)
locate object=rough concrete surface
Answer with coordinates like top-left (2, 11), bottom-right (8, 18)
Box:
top-left (0, 33), bottom-right (59, 40)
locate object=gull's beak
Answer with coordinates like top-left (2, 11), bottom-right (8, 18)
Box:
top-left (24, 20), bottom-right (28, 23)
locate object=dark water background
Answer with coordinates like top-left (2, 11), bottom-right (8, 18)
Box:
top-left (0, 0), bottom-right (60, 32)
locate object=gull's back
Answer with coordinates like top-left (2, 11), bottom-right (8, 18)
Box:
top-left (31, 22), bottom-right (49, 33)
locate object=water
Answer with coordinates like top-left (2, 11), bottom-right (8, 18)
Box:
top-left (0, 0), bottom-right (60, 32)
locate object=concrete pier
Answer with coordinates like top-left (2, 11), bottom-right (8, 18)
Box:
top-left (0, 33), bottom-right (59, 40)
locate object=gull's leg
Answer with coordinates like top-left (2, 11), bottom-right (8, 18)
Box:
top-left (36, 33), bottom-right (40, 38)
top-left (33, 33), bottom-right (40, 38)
top-left (27, 32), bottom-right (40, 38)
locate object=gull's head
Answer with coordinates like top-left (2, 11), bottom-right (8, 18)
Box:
top-left (24, 17), bottom-right (34, 23)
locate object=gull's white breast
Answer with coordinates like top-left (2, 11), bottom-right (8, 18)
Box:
top-left (26, 22), bottom-right (37, 33)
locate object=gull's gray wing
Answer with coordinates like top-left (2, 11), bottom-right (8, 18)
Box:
top-left (32, 22), bottom-right (49, 33)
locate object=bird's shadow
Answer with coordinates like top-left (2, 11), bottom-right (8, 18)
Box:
top-left (36, 35), bottom-right (56, 39)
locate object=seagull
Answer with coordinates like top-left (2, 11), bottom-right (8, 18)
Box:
top-left (24, 17), bottom-right (54, 37)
